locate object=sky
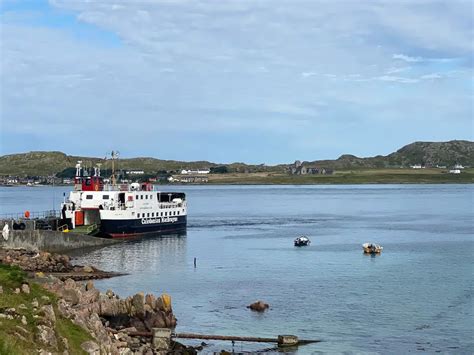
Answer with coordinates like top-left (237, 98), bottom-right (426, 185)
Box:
top-left (0, 0), bottom-right (473, 164)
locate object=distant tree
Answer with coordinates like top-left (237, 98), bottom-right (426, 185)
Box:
top-left (55, 167), bottom-right (76, 178)
top-left (210, 166), bottom-right (229, 174)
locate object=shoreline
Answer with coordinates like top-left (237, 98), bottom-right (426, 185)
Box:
top-left (0, 248), bottom-right (202, 354)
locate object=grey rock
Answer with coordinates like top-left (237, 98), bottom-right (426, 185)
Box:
top-left (62, 288), bottom-right (81, 305)
top-left (40, 304), bottom-right (56, 325)
top-left (85, 280), bottom-right (94, 291)
top-left (36, 325), bottom-right (58, 348)
top-left (83, 265), bottom-right (94, 273)
top-left (21, 283), bottom-right (30, 294)
top-left (80, 340), bottom-right (100, 354)
top-left (247, 300), bottom-right (270, 312)
top-left (131, 292), bottom-right (145, 316)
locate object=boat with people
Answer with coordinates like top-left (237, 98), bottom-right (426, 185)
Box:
top-left (362, 243), bottom-right (383, 254)
top-left (59, 158), bottom-right (187, 238)
top-left (294, 236), bottom-right (311, 247)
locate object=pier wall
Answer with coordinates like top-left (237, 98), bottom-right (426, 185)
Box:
top-left (0, 229), bottom-right (120, 253)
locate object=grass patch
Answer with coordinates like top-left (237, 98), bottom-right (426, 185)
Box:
top-left (0, 264), bottom-right (26, 289)
top-left (0, 263), bottom-right (91, 354)
top-left (206, 169), bottom-right (474, 184)
top-left (56, 318), bottom-right (92, 355)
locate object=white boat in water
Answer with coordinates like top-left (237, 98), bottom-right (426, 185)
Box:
top-left (362, 243), bottom-right (383, 254)
top-left (294, 236), bottom-right (311, 247)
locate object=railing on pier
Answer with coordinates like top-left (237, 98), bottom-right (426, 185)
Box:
top-left (0, 210), bottom-right (60, 221)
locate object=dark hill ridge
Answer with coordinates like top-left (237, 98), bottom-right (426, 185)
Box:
top-left (0, 140), bottom-right (472, 176)
top-left (303, 140), bottom-right (474, 169)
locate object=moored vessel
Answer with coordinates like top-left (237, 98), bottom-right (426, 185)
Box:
top-left (60, 160), bottom-right (187, 238)
top-left (362, 243), bottom-right (383, 254)
top-left (294, 236), bottom-right (311, 247)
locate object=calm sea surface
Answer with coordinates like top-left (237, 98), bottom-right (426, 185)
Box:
top-left (1, 184), bottom-right (473, 353)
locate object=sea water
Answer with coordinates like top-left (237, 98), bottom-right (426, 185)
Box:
top-left (1, 185), bottom-right (473, 353)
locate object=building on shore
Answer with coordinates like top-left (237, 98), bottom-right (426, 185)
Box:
top-left (289, 161), bottom-right (333, 175)
top-left (180, 169), bottom-right (210, 175)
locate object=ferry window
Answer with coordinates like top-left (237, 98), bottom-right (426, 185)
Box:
top-left (177, 211), bottom-right (180, 215)
top-left (165, 212), bottom-right (168, 216)
top-left (86, 195), bottom-right (93, 200)
top-left (152, 213), bottom-right (154, 217)
top-left (147, 213), bottom-right (150, 217)
top-left (160, 212), bottom-right (163, 216)
top-left (145, 195), bottom-right (148, 199)
top-left (137, 213), bottom-right (140, 218)
top-left (103, 195), bottom-right (109, 199)
top-left (150, 195), bottom-right (153, 199)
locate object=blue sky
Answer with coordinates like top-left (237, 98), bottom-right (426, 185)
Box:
top-left (0, 0), bottom-right (472, 164)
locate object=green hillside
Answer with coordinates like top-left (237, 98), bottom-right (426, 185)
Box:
top-left (0, 140), bottom-right (472, 177)
top-left (304, 140), bottom-right (474, 169)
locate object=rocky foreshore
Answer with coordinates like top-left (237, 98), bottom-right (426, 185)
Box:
top-left (0, 248), bottom-right (201, 354)
top-left (0, 248), bottom-right (125, 280)
top-left (43, 277), bottom-right (192, 354)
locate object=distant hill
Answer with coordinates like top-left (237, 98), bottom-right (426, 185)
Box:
top-left (0, 140), bottom-right (472, 176)
top-left (0, 151), bottom-right (279, 176)
top-left (301, 140), bottom-right (474, 169)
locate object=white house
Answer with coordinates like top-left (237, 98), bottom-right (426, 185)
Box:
top-left (126, 170), bottom-right (145, 175)
top-left (449, 169), bottom-right (461, 174)
top-left (180, 169), bottom-right (210, 175)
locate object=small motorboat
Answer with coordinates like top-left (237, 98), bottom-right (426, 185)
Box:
top-left (362, 243), bottom-right (383, 254)
top-left (294, 236), bottom-right (311, 247)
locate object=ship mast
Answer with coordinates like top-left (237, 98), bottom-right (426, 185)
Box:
top-left (111, 151), bottom-right (119, 187)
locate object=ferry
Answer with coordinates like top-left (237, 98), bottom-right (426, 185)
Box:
top-left (60, 161), bottom-right (187, 238)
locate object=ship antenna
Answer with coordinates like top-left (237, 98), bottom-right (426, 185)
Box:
top-left (111, 151), bottom-right (120, 187)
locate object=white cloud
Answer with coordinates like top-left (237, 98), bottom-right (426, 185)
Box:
top-left (376, 75), bottom-right (419, 84)
top-left (386, 66), bottom-right (411, 74)
top-left (420, 73), bottom-right (443, 80)
top-left (393, 54), bottom-right (423, 63)
top-left (1, 0), bottom-right (472, 161)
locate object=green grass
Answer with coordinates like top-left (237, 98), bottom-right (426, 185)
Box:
top-left (0, 264), bottom-right (91, 354)
top-left (56, 318), bottom-right (93, 355)
top-left (206, 169), bottom-right (474, 185)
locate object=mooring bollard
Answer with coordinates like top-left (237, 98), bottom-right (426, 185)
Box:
top-left (152, 328), bottom-right (172, 351)
top-left (278, 335), bottom-right (299, 347)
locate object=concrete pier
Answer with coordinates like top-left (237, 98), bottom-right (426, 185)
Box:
top-left (152, 328), bottom-right (172, 352)
top-left (0, 229), bottom-right (120, 253)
